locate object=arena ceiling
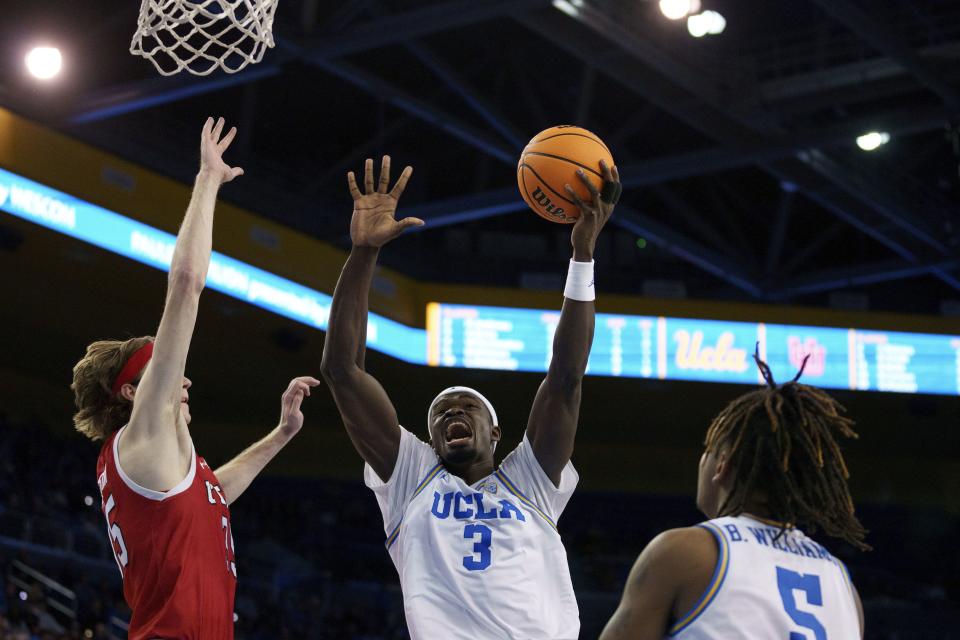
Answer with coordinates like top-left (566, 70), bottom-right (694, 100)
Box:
top-left (2, 0), bottom-right (960, 315)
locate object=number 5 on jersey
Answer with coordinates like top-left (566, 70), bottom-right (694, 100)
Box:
top-left (102, 493), bottom-right (128, 575)
top-left (776, 567), bottom-right (827, 640)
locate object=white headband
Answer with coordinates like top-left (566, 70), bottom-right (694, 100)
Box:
top-left (428, 386), bottom-right (499, 428)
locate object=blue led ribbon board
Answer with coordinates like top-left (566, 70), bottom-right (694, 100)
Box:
top-left (0, 167), bottom-right (425, 364)
top-left (4, 164), bottom-right (958, 395)
top-left (426, 303), bottom-right (960, 396)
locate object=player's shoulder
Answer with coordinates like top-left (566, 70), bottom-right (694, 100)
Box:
top-left (398, 424), bottom-right (431, 448)
top-left (613, 525), bottom-right (720, 629)
top-left (629, 526), bottom-right (718, 589)
top-left (648, 526), bottom-right (717, 564)
top-left (398, 425), bottom-right (441, 466)
top-left (498, 430), bottom-right (549, 472)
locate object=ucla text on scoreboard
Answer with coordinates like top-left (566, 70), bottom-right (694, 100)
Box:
top-left (2, 165), bottom-right (958, 396)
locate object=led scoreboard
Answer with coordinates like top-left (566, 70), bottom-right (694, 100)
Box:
top-left (426, 303), bottom-right (960, 396)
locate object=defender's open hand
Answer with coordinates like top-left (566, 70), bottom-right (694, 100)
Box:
top-left (277, 376), bottom-right (321, 439)
top-left (199, 117), bottom-right (244, 184)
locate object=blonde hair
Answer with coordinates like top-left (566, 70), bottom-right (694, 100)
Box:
top-left (71, 336), bottom-right (154, 442)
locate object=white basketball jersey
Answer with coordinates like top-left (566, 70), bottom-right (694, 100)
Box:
top-left (365, 427), bottom-right (580, 640)
top-left (670, 515), bottom-right (859, 640)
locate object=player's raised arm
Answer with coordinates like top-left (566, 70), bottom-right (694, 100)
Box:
top-left (122, 117), bottom-right (243, 489)
top-left (320, 156), bottom-right (423, 482)
top-left (526, 161), bottom-right (620, 485)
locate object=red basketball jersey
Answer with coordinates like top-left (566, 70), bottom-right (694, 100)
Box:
top-left (97, 426), bottom-right (236, 640)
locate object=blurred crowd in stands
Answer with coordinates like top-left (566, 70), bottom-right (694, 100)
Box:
top-left (0, 412), bottom-right (956, 639)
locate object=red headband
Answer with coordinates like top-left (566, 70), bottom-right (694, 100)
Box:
top-left (112, 342), bottom-right (154, 395)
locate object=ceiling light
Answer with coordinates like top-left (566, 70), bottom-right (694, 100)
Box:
top-left (552, 0), bottom-right (582, 17)
top-left (687, 10), bottom-right (726, 37)
top-left (659, 0), bottom-right (701, 21)
top-left (856, 131), bottom-right (890, 151)
top-left (25, 46), bottom-right (62, 80)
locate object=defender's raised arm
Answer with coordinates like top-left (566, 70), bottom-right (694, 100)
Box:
top-left (320, 156), bottom-right (422, 482)
top-left (122, 117), bottom-right (243, 490)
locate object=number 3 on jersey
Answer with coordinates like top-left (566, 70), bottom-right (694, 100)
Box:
top-left (207, 481), bottom-right (236, 578)
top-left (222, 515), bottom-right (236, 577)
top-left (776, 567), bottom-right (827, 640)
top-left (462, 524), bottom-right (492, 571)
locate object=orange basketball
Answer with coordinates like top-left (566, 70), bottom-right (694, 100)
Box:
top-left (517, 125), bottom-right (615, 224)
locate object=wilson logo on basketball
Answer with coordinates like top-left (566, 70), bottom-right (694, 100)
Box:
top-left (530, 187), bottom-right (566, 219)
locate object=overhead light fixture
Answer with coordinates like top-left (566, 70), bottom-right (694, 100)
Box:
top-left (659, 0), bottom-right (701, 21)
top-left (552, 0), bottom-right (584, 17)
top-left (687, 10), bottom-right (726, 37)
top-left (25, 46), bottom-right (62, 80)
top-left (856, 131), bottom-right (890, 151)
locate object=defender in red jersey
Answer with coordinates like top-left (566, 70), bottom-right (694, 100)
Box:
top-left (71, 119), bottom-right (319, 640)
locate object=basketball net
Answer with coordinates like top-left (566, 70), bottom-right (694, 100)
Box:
top-left (130, 0), bottom-right (279, 76)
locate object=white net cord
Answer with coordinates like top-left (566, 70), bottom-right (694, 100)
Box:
top-left (131, 0), bottom-right (279, 76)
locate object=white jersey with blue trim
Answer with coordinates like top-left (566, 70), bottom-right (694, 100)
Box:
top-left (669, 514), bottom-right (859, 640)
top-left (365, 426), bottom-right (580, 640)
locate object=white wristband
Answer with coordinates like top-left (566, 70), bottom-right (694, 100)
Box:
top-left (564, 259), bottom-right (595, 301)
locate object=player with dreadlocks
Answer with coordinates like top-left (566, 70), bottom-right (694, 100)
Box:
top-left (600, 350), bottom-right (868, 640)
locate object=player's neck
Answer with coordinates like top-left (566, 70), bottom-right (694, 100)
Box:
top-left (443, 458), bottom-right (494, 485)
top-left (739, 496), bottom-right (784, 526)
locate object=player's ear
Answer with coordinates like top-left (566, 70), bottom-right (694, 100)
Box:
top-left (491, 425), bottom-right (502, 445)
top-left (119, 383), bottom-right (137, 403)
top-left (713, 451), bottom-right (732, 484)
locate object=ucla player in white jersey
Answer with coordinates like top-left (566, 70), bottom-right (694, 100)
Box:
top-left (321, 155), bottom-right (620, 639)
top-left (601, 354), bottom-right (869, 640)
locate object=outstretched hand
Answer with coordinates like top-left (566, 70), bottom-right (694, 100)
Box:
top-left (565, 160), bottom-right (620, 261)
top-left (348, 156), bottom-right (423, 248)
top-left (200, 117), bottom-right (244, 184)
top-left (277, 376), bottom-right (321, 439)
